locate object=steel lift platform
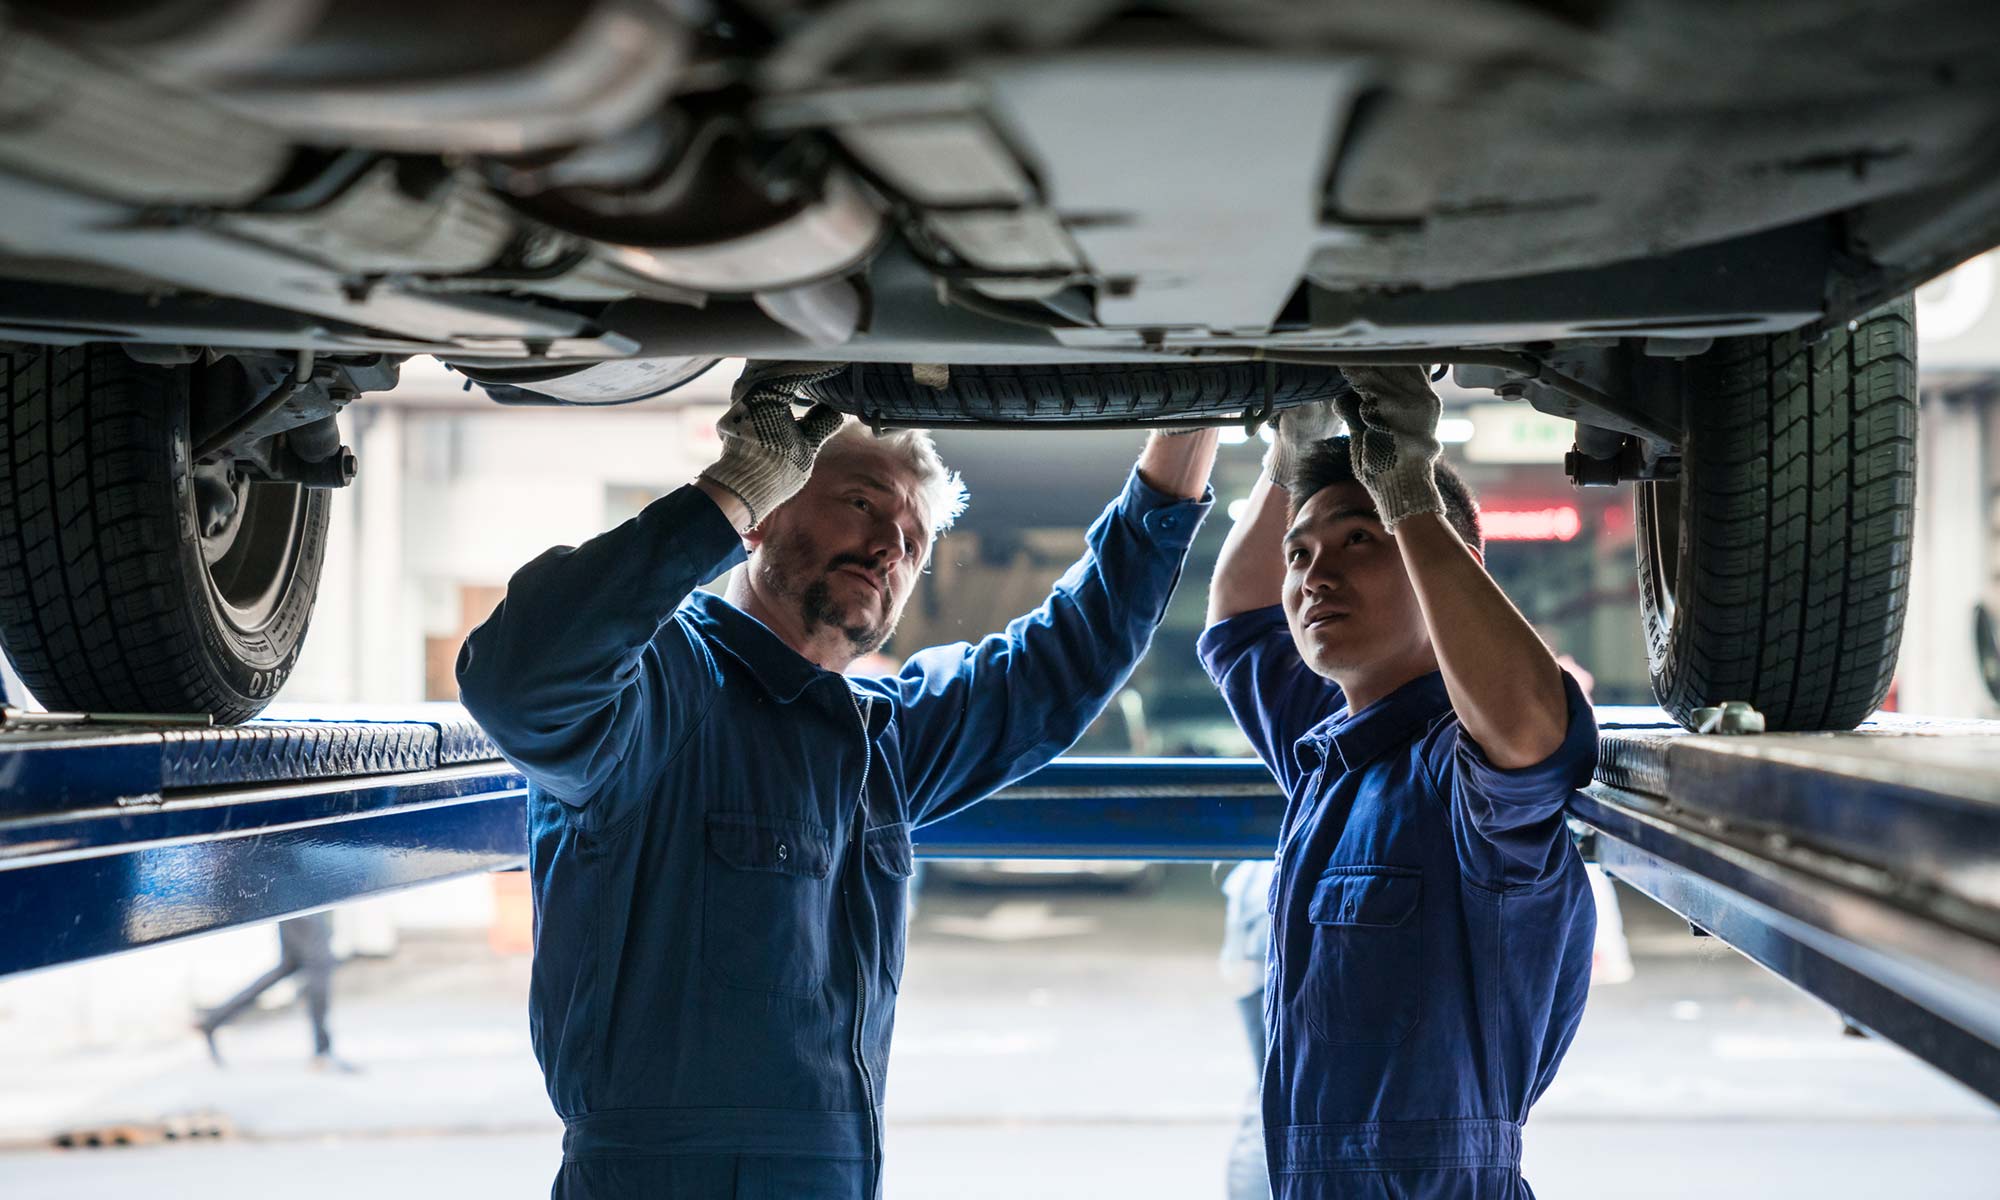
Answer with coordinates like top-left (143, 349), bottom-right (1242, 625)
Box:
top-left (2, 703), bottom-right (1995, 1104)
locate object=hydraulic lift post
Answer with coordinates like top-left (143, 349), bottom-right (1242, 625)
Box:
top-left (2, 704), bottom-right (1995, 1104)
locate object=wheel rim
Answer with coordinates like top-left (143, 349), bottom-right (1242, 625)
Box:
top-left (198, 476), bottom-right (309, 634)
top-left (1640, 479), bottom-right (1680, 629)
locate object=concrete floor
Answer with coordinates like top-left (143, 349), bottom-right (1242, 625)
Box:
top-left (1, 871), bottom-right (1993, 1198)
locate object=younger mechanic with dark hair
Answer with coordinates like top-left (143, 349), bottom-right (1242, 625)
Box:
top-left (1200, 367), bottom-right (1597, 1199)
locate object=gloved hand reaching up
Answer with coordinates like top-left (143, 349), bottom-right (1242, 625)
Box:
top-left (1335, 365), bottom-right (1443, 531)
top-left (698, 362), bottom-right (846, 526)
top-left (1264, 389), bottom-right (1346, 489)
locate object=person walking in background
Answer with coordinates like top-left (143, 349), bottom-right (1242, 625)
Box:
top-left (1220, 859), bottom-right (1276, 1199)
top-left (196, 911), bottom-right (354, 1072)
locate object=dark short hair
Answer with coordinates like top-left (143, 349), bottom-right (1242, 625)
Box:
top-left (1285, 434), bottom-right (1483, 552)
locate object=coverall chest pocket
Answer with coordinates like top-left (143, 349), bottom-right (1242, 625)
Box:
top-left (702, 814), bottom-right (833, 998)
top-left (864, 823), bottom-right (915, 990)
top-left (1302, 866), bottom-right (1423, 1046)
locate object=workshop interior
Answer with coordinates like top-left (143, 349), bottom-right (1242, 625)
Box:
top-left (1, 3), bottom-right (1997, 1197)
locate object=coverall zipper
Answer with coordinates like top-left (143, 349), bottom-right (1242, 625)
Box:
top-left (846, 693), bottom-right (880, 1194)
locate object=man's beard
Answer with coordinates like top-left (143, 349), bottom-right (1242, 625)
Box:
top-left (764, 531), bottom-right (897, 657)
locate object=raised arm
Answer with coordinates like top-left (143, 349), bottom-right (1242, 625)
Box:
top-left (1200, 405), bottom-right (1346, 788)
top-left (1338, 367), bottom-right (1568, 768)
top-left (1137, 427), bottom-right (1221, 501)
top-left (455, 484), bottom-right (740, 799)
top-left (457, 366), bottom-right (844, 798)
top-left (1396, 513), bottom-right (1567, 767)
top-left (1208, 401), bottom-right (1341, 625)
top-left (1208, 469), bottom-right (1289, 625)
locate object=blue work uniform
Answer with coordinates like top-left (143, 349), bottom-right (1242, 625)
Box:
top-left (457, 472), bottom-right (1208, 1199)
top-left (1198, 606), bottom-right (1597, 1200)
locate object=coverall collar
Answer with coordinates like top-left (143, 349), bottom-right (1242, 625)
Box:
top-left (1297, 670), bottom-right (1453, 776)
top-left (683, 592), bottom-right (886, 722)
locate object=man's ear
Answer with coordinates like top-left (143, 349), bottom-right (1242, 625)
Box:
top-left (743, 501), bottom-right (786, 552)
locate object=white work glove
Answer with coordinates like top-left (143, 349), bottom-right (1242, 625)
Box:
top-left (697, 361), bottom-right (846, 525)
top-left (1264, 396), bottom-right (1345, 488)
top-left (1334, 365), bottom-right (1444, 531)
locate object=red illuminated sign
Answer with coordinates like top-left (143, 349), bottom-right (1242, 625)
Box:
top-left (1482, 506), bottom-right (1583, 542)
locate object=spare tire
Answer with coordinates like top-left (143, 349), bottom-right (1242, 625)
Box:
top-left (796, 361), bottom-right (1353, 427)
top-left (0, 343), bottom-right (329, 722)
top-left (1635, 296), bottom-right (1916, 732)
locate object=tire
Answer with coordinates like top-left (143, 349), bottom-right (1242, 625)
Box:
top-left (0, 343), bottom-right (329, 722)
top-left (796, 361), bottom-right (1352, 426)
top-left (1636, 296), bottom-right (1916, 732)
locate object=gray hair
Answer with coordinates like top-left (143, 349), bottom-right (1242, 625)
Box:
top-left (819, 419), bottom-right (969, 538)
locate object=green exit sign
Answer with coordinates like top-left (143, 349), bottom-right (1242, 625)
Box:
top-left (1463, 403), bottom-right (1572, 464)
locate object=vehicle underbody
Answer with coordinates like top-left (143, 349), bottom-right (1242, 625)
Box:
top-left (0, 0), bottom-right (1992, 726)
top-left (2, 2), bottom-right (1996, 401)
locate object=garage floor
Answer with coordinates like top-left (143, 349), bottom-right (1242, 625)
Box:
top-left (2, 870), bottom-right (1992, 1198)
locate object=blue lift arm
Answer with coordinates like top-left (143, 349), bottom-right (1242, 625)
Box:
top-left (2, 704), bottom-right (1996, 1105)
top-left (0, 709), bottom-right (524, 978)
top-left (1574, 714), bottom-right (2000, 1105)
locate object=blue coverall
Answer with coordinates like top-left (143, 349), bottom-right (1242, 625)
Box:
top-left (1198, 606), bottom-right (1597, 1200)
top-left (457, 472), bottom-right (1208, 1198)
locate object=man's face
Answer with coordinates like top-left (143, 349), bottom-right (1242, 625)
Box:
top-left (1281, 481), bottom-right (1431, 682)
top-left (750, 441), bottom-right (932, 659)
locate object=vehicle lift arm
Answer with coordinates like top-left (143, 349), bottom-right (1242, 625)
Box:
top-left (2, 705), bottom-right (1996, 1104)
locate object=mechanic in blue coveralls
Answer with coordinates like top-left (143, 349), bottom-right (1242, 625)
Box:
top-left (457, 361), bottom-right (1217, 1199)
top-left (1199, 366), bottom-right (1595, 1200)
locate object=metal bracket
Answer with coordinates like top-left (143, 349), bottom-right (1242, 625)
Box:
top-left (1692, 701), bottom-right (1767, 735)
top-left (1456, 342), bottom-right (1686, 450)
top-left (191, 351), bottom-right (396, 493)
top-left (1564, 439), bottom-right (1681, 487)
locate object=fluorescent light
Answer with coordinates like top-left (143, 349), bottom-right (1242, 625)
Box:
top-left (1438, 417), bottom-right (1475, 444)
top-left (1228, 498), bottom-right (1251, 523)
top-left (1218, 426), bottom-right (1249, 445)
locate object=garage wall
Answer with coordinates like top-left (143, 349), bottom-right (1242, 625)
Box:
top-left (1903, 386), bottom-right (1999, 717)
top-left (1903, 252), bottom-right (2000, 717)
top-left (283, 384), bottom-right (729, 708)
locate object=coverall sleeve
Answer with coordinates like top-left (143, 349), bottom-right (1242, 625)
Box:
top-left (894, 470), bottom-right (1210, 826)
top-left (455, 483), bottom-right (744, 805)
top-left (1431, 669), bottom-right (1599, 888)
top-left (1196, 605), bottom-right (1342, 794)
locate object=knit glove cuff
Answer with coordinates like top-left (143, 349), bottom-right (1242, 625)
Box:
top-left (698, 361), bottom-right (846, 525)
top-left (1334, 366), bottom-right (1444, 530)
top-left (1265, 397), bottom-right (1346, 487)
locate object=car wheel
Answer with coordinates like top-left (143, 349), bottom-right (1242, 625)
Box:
top-left (1635, 296), bottom-right (1916, 732)
top-left (796, 361), bottom-right (1352, 425)
top-left (0, 343), bottom-right (328, 722)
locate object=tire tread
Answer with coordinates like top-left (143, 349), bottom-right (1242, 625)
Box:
top-left (796, 362), bottom-right (1351, 424)
top-left (0, 344), bottom-right (321, 720)
top-left (1640, 299), bottom-right (1915, 731)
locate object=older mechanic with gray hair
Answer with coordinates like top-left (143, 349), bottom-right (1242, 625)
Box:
top-left (459, 362), bottom-right (1216, 1198)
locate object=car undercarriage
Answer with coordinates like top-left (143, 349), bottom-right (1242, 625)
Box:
top-left (0, 0), bottom-right (1994, 726)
